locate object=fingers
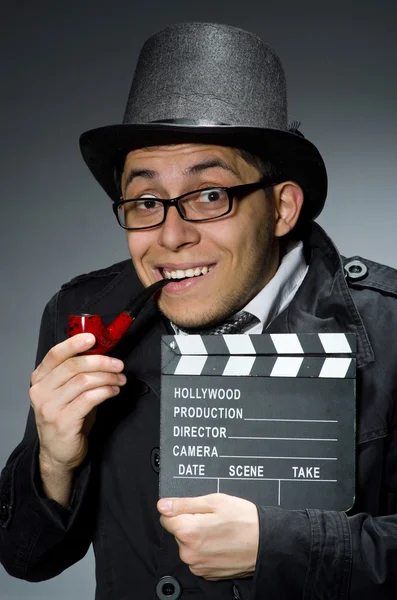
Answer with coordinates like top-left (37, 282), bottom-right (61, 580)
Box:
top-left (35, 371), bottom-right (126, 421)
top-left (30, 334), bottom-right (126, 432)
top-left (159, 511), bottom-right (207, 538)
top-left (30, 347), bottom-right (126, 413)
top-left (158, 494), bottom-right (260, 580)
top-left (32, 334), bottom-right (97, 384)
top-left (157, 495), bottom-right (217, 540)
top-left (41, 354), bottom-right (125, 393)
top-left (30, 334), bottom-right (127, 471)
top-left (43, 384), bottom-right (121, 433)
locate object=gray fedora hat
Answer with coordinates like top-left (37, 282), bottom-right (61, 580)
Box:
top-left (80, 22), bottom-right (327, 220)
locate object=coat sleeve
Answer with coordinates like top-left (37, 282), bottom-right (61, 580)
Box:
top-left (0, 296), bottom-right (95, 581)
top-left (252, 441), bottom-right (397, 598)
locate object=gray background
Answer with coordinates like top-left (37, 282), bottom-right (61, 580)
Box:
top-left (0, 0), bottom-right (395, 598)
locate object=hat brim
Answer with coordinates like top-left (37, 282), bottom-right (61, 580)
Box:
top-left (79, 123), bottom-right (327, 221)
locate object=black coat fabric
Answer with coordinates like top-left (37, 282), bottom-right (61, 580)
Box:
top-left (1, 222), bottom-right (397, 599)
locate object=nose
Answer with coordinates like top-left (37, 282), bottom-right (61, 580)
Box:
top-left (157, 205), bottom-right (200, 251)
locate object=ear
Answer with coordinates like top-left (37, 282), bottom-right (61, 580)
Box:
top-left (273, 182), bottom-right (304, 237)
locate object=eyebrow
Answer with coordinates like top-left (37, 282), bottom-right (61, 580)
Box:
top-left (122, 158), bottom-right (241, 194)
top-left (123, 168), bottom-right (156, 191)
top-left (186, 158), bottom-right (240, 179)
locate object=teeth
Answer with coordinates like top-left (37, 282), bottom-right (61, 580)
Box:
top-left (162, 266), bottom-right (212, 279)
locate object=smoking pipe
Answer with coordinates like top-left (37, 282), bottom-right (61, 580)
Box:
top-left (67, 279), bottom-right (169, 355)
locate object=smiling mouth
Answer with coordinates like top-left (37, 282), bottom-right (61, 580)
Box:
top-left (161, 265), bottom-right (214, 280)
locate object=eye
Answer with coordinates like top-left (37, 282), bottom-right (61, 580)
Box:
top-left (134, 194), bottom-right (162, 211)
top-left (198, 189), bottom-right (224, 203)
top-left (137, 199), bottom-right (159, 210)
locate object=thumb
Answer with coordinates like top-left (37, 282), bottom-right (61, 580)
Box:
top-left (157, 494), bottom-right (217, 517)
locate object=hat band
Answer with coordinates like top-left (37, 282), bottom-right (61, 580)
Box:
top-left (148, 118), bottom-right (303, 137)
top-left (148, 118), bottom-right (230, 127)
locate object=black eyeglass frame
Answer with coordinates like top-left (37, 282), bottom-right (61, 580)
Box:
top-left (112, 179), bottom-right (276, 231)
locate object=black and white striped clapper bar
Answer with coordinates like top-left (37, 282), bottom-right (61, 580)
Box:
top-left (160, 333), bottom-right (356, 511)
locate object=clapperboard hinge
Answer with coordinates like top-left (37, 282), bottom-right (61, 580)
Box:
top-left (161, 333), bottom-right (356, 378)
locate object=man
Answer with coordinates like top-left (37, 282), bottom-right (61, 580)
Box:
top-left (1, 21), bottom-right (397, 600)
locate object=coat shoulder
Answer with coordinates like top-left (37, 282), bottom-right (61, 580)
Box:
top-left (342, 255), bottom-right (397, 297)
top-left (60, 259), bottom-right (133, 291)
top-left (53, 259), bottom-right (142, 320)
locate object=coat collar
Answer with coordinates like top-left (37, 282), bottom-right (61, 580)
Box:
top-left (267, 222), bottom-right (374, 368)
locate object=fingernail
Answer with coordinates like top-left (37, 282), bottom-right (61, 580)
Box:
top-left (158, 499), bottom-right (173, 514)
top-left (84, 334), bottom-right (95, 344)
top-left (112, 359), bottom-right (123, 368)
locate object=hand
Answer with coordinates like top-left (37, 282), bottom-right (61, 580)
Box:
top-left (30, 333), bottom-right (126, 472)
top-left (157, 493), bottom-right (259, 580)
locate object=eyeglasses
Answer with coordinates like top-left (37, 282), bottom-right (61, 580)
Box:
top-left (113, 180), bottom-right (275, 230)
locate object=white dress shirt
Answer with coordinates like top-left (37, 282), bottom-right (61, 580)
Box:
top-left (242, 240), bottom-right (308, 333)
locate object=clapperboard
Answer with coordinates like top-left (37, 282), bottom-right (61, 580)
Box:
top-left (160, 333), bottom-right (356, 511)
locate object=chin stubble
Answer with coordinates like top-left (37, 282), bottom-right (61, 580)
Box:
top-left (160, 244), bottom-right (278, 330)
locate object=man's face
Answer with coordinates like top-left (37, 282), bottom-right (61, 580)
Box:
top-left (121, 144), bottom-right (280, 329)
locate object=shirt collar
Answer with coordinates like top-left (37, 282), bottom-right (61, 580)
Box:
top-left (241, 240), bottom-right (308, 333)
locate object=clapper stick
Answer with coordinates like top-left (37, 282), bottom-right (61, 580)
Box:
top-left (160, 333), bottom-right (356, 511)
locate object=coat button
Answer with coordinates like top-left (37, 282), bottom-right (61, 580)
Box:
top-left (155, 575), bottom-right (182, 600)
top-left (151, 448), bottom-right (160, 473)
top-left (344, 260), bottom-right (368, 281)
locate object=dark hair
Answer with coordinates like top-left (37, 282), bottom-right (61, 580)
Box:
top-left (235, 147), bottom-right (308, 239)
top-left (235, 148), bottom-right (278, 179)
top-left (234, 148), bottom-right (280, 197)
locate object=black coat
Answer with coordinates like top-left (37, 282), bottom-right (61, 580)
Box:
top-left (1, 223), bottom-right (397, 600)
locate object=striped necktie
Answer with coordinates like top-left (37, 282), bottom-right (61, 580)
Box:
top-left (178, 311), bottom-right (259, 335)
